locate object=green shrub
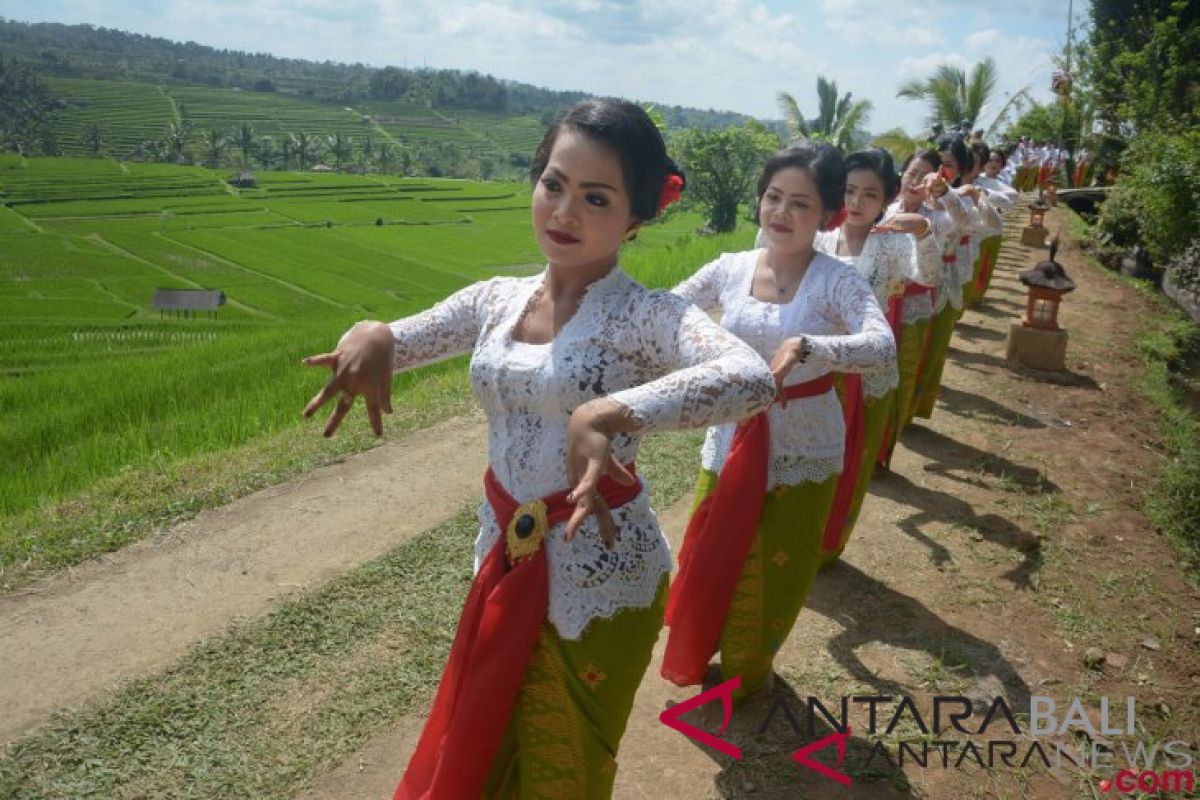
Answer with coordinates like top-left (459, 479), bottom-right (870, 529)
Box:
top-left (1094, 182), bottom-right (1142, 252)
top-left (1097, 129), bottom-right (1200, 271)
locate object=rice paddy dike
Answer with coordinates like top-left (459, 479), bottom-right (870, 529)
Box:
top-left (0, 152), bottom-right (754, 588)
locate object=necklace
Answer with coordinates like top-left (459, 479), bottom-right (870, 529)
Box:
top-left (763, 249), bottom-right (816, 298)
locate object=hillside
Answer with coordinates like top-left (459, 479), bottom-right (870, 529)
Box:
top-left (0, 17), bottom-right (760, 177)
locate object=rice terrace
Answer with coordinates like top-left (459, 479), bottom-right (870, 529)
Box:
top-left (0, 148), bottom-right (743, 573)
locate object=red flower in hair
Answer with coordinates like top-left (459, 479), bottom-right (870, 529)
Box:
top-left (822, 208), bottom-right (848, 231)
top-left (657, 173), bottom-right (684, 214)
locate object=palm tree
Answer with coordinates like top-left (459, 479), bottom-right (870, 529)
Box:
top-left (292, 132), bottom-right (320, 171)
top-left (203, 128), bottom-right (228, 168)
top-left (376, 141), bottom-right (395, 174)
top-left (327, 132), bottom-right (353, 172)
top-left (870, 127), bottom-right (929, 164)
top-left (236, 123), bottom-right (256, 167)
top-left (360, 133), bottom-right (375, 170)
top-left (257, 135), bottom-right (277, 170)
top-left (281, 135), bottom-right (296, 170)
top-left (81, 123), bottom-right (104, 156)
top-left (776, 76), bottom-right (873, 151)
top-left (896, 57), bottom-right (1030, 139)
top-left (163, 121), bottom-right (191, 164)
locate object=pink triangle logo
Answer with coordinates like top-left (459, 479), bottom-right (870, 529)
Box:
top-left (791, 726), bottom-right (854, 786)
top-left (658, 677), bottom-right (743, 759)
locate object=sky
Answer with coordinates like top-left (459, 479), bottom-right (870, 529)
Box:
top-left (1, 0), bottom-right (1077, 135)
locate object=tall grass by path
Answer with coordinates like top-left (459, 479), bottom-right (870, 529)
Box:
top-left (1066, 209), bottom-right (1200, 584)
top-left (0, 429), bottom-right (705, 800)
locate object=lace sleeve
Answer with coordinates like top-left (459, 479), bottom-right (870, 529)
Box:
top-left (930, 189), bottom-right (967, 236)
top-left (910, 231), bottom-right (941, 286)
top-left (382, 278), bottom-right (504, 372)
top-left (978, 191), bottom-right (1006, 232)
top-left (607, 292), bottom-right (775, 433)
top-left (981, 184), bottom-right (1015, 214)
top-left (672, 255), bottom-right (727, 313)
top-left (803, 265), bottom-right (897, 372)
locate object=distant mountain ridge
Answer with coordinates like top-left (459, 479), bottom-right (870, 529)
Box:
top-left (0, 18), bottom-right (753, 131)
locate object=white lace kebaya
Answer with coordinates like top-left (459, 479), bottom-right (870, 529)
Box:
top-left (673, 250), bottom-right (895, 490)
top-left (359, 266), bottom-right (775, 640)
top-left (814, 229), bottom-right (940, 399)
top-left (884, 193), bottom-right (968, 315)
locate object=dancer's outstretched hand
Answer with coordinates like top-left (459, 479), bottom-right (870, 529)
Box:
top-left (302, 321), bottom-right (395, 437)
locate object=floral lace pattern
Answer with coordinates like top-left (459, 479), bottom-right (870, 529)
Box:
top-left (379, 266), bottom-right (775, 640)
top-left (902, 292), bottom-right (935, 325)
top-left (814, 230), bottom-right (941, 398)
top-left (885, 195), bottom-right (967, 313)
top-left (674, 250), bottom-right (895, 488)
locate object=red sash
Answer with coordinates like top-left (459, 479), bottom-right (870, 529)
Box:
top-left (821, 373), bottom-right (864, 554)
top-left (878, 283), bottom-right (934, 467)
top-left (662, 374), bottom-right (834, 687)
top-left (975, 241), bottom-right (994, 293)
top-left (394, 466), bottom-right (643, 800)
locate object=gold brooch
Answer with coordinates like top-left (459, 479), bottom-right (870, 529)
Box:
top-left (506, 499), bottom-right (548, 563)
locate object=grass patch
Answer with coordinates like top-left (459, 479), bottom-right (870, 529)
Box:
top-left (1066, 209), bottom-right (1200, 585)
top-left (0, 360), bottom-right (473, 592)
top-left (0, 428), bottom-right (706, 799)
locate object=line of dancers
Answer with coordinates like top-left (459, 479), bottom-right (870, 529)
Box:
top-left (302, 98), bottom-right (1019, 798)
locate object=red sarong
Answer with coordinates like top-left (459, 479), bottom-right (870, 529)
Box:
top-left (662, 374), bottom-right (834, 687)
top-left (395, 466), bottom-right (642, 799)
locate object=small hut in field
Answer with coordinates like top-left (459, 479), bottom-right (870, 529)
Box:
top-left (228, 171), bottom-right (258, 188)
top-left (151, 288), bottom-right (226, 319)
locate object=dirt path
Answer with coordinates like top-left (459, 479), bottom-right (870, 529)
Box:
top-left (0, 412), bottom-right (488, 746)
top-left (294, 206), bottom-right (1200, 799)
top-left (3, 205), bottom-right (1197, 798)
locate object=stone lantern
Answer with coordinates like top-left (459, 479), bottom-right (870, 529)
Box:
top-left (1044, 181), bottom-right (1059, 207)
top-left (1021, 201), bottom-right (1050, 247)
top-left (1007, 239), bottom-right (1076, 371)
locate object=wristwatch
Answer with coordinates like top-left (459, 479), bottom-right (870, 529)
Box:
top-left (797, 335), bottom-right (813, 363)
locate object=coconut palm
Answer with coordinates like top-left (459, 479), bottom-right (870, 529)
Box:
top-left (280, 135), bottom-right (295, 170)
top-left (163, 120), bottom-right (191, 164)
top-left (203, 128), bottom-right (228, 168)
top-left (327, 132), bottom-right (353, 171)
top-left (776, 76), bottom-right (873, 151)
top-left (376, 141), bottom-right (395, 174)
top-left (291, 132), bottom-right (321, 171)
top-left (870, 127), bottom-right (929, 164)
top-left (896, 57), bottom-right (1030, 139)
top-left (257, 135), bottom-right (277, 170)
top-left (235, 123), bottom-right (256, 167)
top-left (81, 123), bottom-right (104, 156)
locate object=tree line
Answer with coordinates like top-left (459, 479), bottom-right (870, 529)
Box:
top-left (0, 19), bottom-right (750, 128)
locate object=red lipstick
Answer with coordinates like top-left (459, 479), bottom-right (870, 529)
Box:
top-left (546, 229), bottom-right (580, 245)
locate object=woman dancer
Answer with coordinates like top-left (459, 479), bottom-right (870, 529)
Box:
top-left (971, 148), bottom-right (1017, 301)
top-left (910, 134), bottom-right (971, 420)
top-left (662, 144), bottom-right (894, 700)
top-left (303, 99), bottom-right (776, 799)
top-left (814, 148), bottom-right (939, 564)
top-left (879, 148), bottom-right (964, 452)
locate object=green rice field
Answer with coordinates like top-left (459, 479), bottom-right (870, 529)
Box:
top-left (1, 153), bottom-right (754, 578)
top-left (39, 77), bottom-right (540, 164)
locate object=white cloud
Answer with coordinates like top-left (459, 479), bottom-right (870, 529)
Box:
top-left (964, 28), bottom-right (1001, 49)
